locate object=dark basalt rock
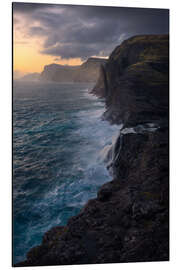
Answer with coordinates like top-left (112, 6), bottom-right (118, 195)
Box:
top-left (92, 34), bottom-right (169, 127)
top-left (15, 128), bottom-right (169, 266)
top-left (15, 35), bottom-right (169, 266)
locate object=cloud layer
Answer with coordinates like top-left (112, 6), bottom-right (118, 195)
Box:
top-left (13, 3), bottom-right (169, 60)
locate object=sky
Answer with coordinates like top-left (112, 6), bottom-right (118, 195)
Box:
top-left (13, 2), bottom-right (169, 76)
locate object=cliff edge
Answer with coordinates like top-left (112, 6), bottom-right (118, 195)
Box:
top-left (15, 35), bottom-right (169, 266)
top-left (92, 35), bottom-right (169, 127)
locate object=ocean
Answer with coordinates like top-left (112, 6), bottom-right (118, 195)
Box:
top-left (13, 80), bottom-right (119, 263)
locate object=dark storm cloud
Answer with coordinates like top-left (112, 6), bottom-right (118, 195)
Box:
top-left (13, 2), bottom-right (55, 13)
top-left (29, 26), bottom-right (48, 37)
top-left (13, 3), bottom-right (169, 60)
top-left (42, 42), bottom-right (114, 60)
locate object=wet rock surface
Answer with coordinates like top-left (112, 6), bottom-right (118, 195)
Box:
top-left (15, 128), bottom-right (169, 266)
top-left (15, 35), bottom-right (169, 266)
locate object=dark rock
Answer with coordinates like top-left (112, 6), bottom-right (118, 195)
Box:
top-left (97, 187), bottom-right (112, 201)
top-left (42, 226), bottom-right (65, 245)
top-left (15, 128), bottom-right (169, 266)
top-left (92, 34), bottom-right (169, 127)
top-left (15, 34), bottom-right (169, 266)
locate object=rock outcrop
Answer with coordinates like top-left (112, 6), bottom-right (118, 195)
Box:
top-left (92, 35), bottom-right (169, 127)
top-left (15, 35), bottom-right (169, 266)
top-left (40, 57), bottom-right (107, 83)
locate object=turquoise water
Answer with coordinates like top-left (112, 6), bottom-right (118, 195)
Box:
top-left (13, 80), bottom-right (119, 263)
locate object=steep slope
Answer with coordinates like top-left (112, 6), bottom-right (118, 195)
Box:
top-left (92, 35), bottom-right (169, 127)
top-left (15, 128), bottom-right (169, 266)
top-left (40, 58), bottom-right (107, 83)
top-left (15, 35), bottom-right (169, 266)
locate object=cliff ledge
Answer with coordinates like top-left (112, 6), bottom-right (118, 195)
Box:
top-left (15, 35), bottom-right (169, 266)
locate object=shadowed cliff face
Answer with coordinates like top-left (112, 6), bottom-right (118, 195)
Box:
top-left (92, 35), bottom-right (169, 127)
top-left (40, 58), bottom-right (107, 83)
top-left (15, 35), bottom-right (169, 266)
top-left (15, 128), bottom-right (169, 266)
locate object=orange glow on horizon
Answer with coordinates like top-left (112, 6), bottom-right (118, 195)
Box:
top-left (13, 43), bottom-right (83, 74)
top-left (13, 20), bottom-right (83, 74)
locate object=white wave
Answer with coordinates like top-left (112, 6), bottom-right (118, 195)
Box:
top-left (82, 89), bottom-right (98, 101)
top-left (98, 129), bottom-right (121, 168)
top-left (121, 123), bottom-right (159, 135)
top-left (99, 144), bottom-right (112, 163)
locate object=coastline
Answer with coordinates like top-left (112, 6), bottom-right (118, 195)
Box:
top-left (15, 127), bottom-right (169, 266)
top-left (15, 34), bottom-right (169, 266)
top-left (13, 82), bottom-right (120, 264)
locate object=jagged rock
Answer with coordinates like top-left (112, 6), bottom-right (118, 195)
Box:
top-left (92, 34), bottom-right (169, 127)
top-left (15, 35), bottom-right (169, 266)
top-left (15, 128), bottom-right (169, 266)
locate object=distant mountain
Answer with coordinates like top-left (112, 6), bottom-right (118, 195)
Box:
top-left (20, 72), bottom-right (40, 81)
top-left (40, 58), bottom-right (107, 83)
top-left (15, 34), bottom-right (169, 267)
top-left (14, 70), bottom-right (26, 80)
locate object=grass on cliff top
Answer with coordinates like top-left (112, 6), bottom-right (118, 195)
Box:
top-left (111, 35), bottom-right (169, 62)
top-left (127, 62), bottom-right (168, 85)
top-left (125, 34), bottom-right (169, 44)
top-left (139, 46), bottom-right (169, 62)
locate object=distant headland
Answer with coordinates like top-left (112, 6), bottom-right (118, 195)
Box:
top-left (16, 57), bottom-right (107, 83)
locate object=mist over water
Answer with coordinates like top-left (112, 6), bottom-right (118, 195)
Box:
top-left (13, 80), bottom-right (119, 263)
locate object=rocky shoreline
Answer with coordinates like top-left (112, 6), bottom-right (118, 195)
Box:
top-left (15, 34), bottom-right (169, 266)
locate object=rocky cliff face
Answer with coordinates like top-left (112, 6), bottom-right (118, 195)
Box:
top-left (40, 58), bottom-right (107, 83)
top-left (92, 35), bottom-right (169, 127)
top-left (15, 35), bottom-right (169, 266)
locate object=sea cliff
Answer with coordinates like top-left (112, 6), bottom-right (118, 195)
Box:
top-left (15, 34), bottom-right (169, 266)
top-left (40, 57), bottom-right (107, 83)
top-left (92, 34), bottom-right (169, 127)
